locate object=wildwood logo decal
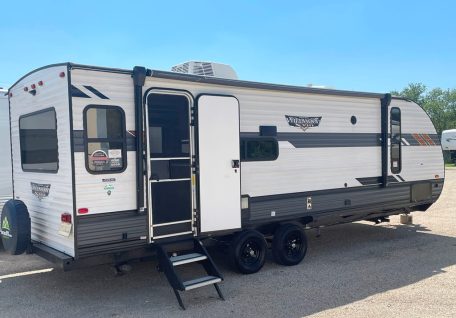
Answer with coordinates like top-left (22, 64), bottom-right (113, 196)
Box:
top-left (1, 217), bottom-right (11, 238)
top-left (31, 182), bottom-right (51, 200)
top-left (285, 115), bottom-right (322, 131)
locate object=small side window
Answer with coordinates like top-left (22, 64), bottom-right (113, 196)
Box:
top-left (84, 105), bottom-right (126, 173)
top-left (19, 108), bottom-right (59, 173)
top-left (240, 138), bottom-right (279, 162)
top-left (390, 107), bottom-right (401, 174)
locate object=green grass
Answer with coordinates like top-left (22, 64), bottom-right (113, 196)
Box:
top-left (445, 163), bottom-right (456, 168)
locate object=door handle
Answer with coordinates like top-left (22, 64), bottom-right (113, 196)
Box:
top-left (231, 159), bottom-right (240, 168)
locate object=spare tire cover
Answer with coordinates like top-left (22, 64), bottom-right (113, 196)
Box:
top-left (1, 200), bottom-right (31, 255)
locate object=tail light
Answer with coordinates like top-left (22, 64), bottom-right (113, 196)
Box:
top-left (61, 213), bottom-right (72, 224)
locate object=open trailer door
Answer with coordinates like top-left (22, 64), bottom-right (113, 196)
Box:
top-left (196, 94), bottom-right (241, 233)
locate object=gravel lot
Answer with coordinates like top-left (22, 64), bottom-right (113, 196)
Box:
top-left (1, 170), bottom-right (455, 318)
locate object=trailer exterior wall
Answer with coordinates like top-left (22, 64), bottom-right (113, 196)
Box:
top-left (0, 91), bottom-right (12, 210)
top-left (9, 65), bottom-right (75, 256)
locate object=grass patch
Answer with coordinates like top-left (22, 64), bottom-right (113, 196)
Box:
top-left (445, 163), bottom-right (456, 168)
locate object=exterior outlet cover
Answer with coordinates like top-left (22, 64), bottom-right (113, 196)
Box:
top-left (307, 197), bottom-right (312, 210)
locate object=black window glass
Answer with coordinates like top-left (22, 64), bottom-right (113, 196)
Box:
top-left (20, 108), bottom-right (58, 172)
top-left (148, 94), bottom-right (189, 158)
top-left (85, 106), bottom-right (126, 173)
top-left (240, 138), bottom-right (279, 161)
top-left (390, 107), bottom-right (401, 174)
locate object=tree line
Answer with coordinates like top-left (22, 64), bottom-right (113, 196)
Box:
top-left (391, 83), bottom-right (456, 135)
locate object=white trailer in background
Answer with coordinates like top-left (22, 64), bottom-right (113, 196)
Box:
top-left (441, 129), bottom-right (456, 163)
top-left (2, 62), bottom-right (445, 309)
top-left (0, 89), bottom-right (12, 211)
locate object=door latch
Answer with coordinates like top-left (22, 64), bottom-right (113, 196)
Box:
top-left (231, 159), bottom-right (240, 168)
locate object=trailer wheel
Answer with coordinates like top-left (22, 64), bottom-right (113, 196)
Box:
top-left (272, 223), bottom-right (307, 266)
top-left (230, 230), bottom-right (267, 274)
top-left (1, 200), bottom-right (31, 255)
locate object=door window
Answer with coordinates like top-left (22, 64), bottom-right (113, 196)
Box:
top-left (84, 105), bottom-right (126, 173)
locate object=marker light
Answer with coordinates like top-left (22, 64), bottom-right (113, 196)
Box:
top-left (24, 87), bottom-right (28, 92)
top-left (31, 84), bottom-right (36, 89)
top-left (78, 208), bottom-right (89, 214)
top-left (59, 72), bottom-right (65, 78)
top-left (38, 81), bottom-right (44, 86)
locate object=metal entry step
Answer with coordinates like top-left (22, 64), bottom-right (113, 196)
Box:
top-left (155, 238), bottom-right (224, 310)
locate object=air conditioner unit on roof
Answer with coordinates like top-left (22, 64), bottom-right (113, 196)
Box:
top-left (171, 61), bottom-right (238, 80)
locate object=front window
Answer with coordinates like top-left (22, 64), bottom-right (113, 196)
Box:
top-left (240, 138), bottom-right (279, 161)
top-left (19, 108), bottom-right (59, 173)
top-left (84, 105), bottom-right (126, 173)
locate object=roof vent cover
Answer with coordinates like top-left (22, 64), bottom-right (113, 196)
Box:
top-left (171, 61), bottom-right (238, 80)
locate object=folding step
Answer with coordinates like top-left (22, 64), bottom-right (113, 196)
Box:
top-left (170, 252), bottom-right (207, 266)
top-left (183, 275), bottom-right (222, 291)
top-left (154, 238), bottom-right (225, 309)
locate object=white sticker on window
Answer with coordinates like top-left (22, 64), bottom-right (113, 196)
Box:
top-left (108, 149), bottom-right (122, 159)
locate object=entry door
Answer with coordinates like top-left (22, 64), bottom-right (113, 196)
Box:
top-left (197, 95), bottom-right (241, 233)
top-left (147, 92), bottom-right (194, 239)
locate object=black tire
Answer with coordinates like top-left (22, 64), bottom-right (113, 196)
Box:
top-left (1, 200), bottom-right (31, 255)
top-left (272, 223), bottom-right (307, 266)
top-left (229, 230), bottom-right (267, 274)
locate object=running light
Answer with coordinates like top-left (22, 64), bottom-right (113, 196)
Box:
top-left (78, 208), bottom-right (89, 214)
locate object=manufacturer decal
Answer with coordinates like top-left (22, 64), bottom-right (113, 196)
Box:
top-left (1, 217), bottom-right (12, 239)
top-left (31, 182), bottom-right (51, 200)
top-left (285, 115), bottom-right (322, 131)
top-left (104, 184), bottom-right (114, 196)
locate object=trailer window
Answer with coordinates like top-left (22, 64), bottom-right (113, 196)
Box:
top-left (390, 107), bottom-right (401, 174)
top-left (84, 106), bottom-right (126, 173)
top-left (19, 108), bottom-right (59, 173)
top-left (240, 138), bottom-right (279, 161)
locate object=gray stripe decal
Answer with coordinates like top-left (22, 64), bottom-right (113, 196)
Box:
top-left (242, 132), bottom-right (440, 148)
top-left (356, 176), bottom-right (399, 185)
top-left (402, 134), bottom-right (441, 146)
top-left (73, 130), bottom-right (136, 152)
top-left (242, 132), bottom-right (381, 148)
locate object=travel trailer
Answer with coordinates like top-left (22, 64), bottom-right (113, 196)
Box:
top-left (442, 129), bottom-right (456, 163)
top-left (1, 62), bottom-right (444, 308)
top-left (0, 89), bottom-right (12, 211)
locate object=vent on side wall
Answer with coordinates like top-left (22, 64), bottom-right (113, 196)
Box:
top-left (171, 61), bottom-right (238, 80)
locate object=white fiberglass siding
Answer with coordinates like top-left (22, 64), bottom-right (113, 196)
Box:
top-left (9, 66), bottom-right (75, 256)
top-left (0, 91), bottom-right (12, 210)
top-left (144, 77), bottom-right (443, 198)
top-left (71, 69), bottom-right (137, 215)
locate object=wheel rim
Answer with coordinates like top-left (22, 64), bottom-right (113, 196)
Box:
top-left (283, 232), bottom-right (303, 258)
top-left (240, 239), bottom-right (262, 265)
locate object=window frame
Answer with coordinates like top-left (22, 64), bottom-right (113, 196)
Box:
top-left (390, 107), bottom-right (402, 174)
top-left (83, 104), bottom-right (127, 175)
top-left (240, 136), bottom-right (279, 162)
top-left (19, 107), bottom-right (59, 173)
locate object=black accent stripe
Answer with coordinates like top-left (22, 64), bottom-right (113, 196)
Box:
top-left (356, 176), bottom-right (399, 186)
top-left (83, 85), bottom-right (109, 99)
top-left (396, 175), bottom-right (405, 182)
top-left (71, 85), bottom-right (90, 98)
top-left (73, 130), bottom-right (136, 152)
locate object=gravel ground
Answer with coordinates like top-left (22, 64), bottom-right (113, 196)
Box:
top-left (0, 170), bottom-right (455, 318)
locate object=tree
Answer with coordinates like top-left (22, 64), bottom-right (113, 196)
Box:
top-left (391, 83), bottom-right (456, 135)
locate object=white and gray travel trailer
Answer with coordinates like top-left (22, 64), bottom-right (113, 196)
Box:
top-left (0, 89), bottom-right (12, 211)
top-left (441, 129), bottom-right (456, 163)
top-left (1, 62), bottom-right (444, 308)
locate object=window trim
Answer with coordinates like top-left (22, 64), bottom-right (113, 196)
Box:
top-left (83, 104), bottom-right (127, 174)
top-left (240, 136), bottom-right (279, 162)
top-left (19, 107), bottom-right (59, 173)
top-left (390, 107), bottom-right (402, 174)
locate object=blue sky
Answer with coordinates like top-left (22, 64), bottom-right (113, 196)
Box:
top-left (0, 0), bottom-right (455, 93)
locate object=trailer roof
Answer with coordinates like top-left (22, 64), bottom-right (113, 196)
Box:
top-left (10, 62), bottom-right (409, 101)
